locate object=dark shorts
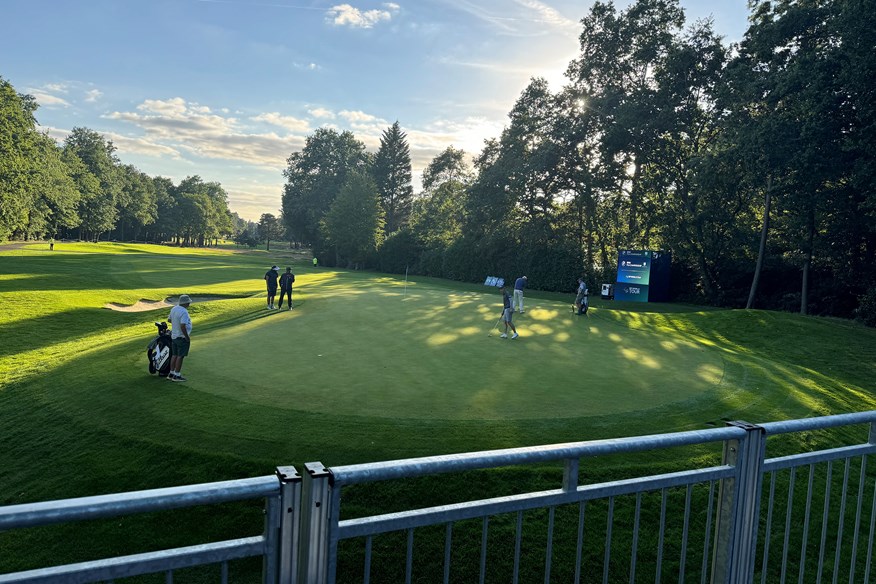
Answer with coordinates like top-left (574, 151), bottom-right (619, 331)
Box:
top-left (171, 337), bottom-right (190, 357)
top-left (267, 286), bottom-right (277, 295)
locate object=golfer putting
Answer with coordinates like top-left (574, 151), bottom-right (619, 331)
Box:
top-left (499, 285), bottom-right (519, 339)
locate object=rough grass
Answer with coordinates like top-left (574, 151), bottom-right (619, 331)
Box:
top-left (1, 242), bottom-right (875, 582)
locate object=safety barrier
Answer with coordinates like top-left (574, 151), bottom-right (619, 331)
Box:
top-left (1, 412), bottom-right (874, 583)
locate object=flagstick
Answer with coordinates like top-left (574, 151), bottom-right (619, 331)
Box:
top-left (403, 265), bottom-right (409, 299)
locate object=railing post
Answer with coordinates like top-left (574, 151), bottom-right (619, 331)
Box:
top-left (711, 421), bottom-right (766, 584)
top-left (264, 477), bottom-right (283, 584)
top-left (563, 458), bottom-right (579, 493)
top-left (276, 466), bottom-right (302, 584)
top-left (297, 462), bottom-right (333, 584)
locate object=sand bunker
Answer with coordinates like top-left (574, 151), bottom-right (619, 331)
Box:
top-left (104, 295), bottom-right (240, 312)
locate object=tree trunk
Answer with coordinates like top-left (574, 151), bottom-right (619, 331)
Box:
top-left (800, 206), bottom-right (815, 315)
top-left (746, 177), bottom-right (772, 309)
top-left (628, 158), bottom-right (643, 240)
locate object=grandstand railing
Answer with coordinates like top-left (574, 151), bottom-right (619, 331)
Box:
top-left (1, 412), bottom-right (874, 584)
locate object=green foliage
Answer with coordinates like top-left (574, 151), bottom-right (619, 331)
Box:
top-left (378, 227), bottom-right (421, 274)
top-left (321, 171), bottom-right (385, 267)
top-left (856, 288), bottom-right (876, 327)
top-left (281, 128), bottom-right (369, 246)
top-left (257, 212), bottom-right (282, 250)
top-left (373, 121), bottom-right (413, 235)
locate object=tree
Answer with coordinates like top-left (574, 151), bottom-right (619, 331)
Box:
top-left (63, 128), bottom-right (121, 241)
top-left (321, 172), bottom-right (384, 268)
top-left (374, 121), bottom-right (413, 235)
top-left (258, 213), bottom-right (282, 251)
top-left (0, 77), bottom-right (41, 240)
top-left (26, 134), bottom-right (80, 239)
top-left (567, 0), bottom-right (686, 243)
top-left (281, 128), bottom-right (369, 246)
top-left (421, 146), bottom-right (472, 192)
top-left (116, 164), bottom-right (157, 241)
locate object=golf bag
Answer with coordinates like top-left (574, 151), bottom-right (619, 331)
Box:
top-left (147, 321), bottom-right (172, 377)
top-left (577, 292), bottom-right (589, 315)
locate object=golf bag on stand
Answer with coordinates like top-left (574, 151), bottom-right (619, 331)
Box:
top-left (577, 291), bottom-right (589, 315)
top-left (147, 321), bottom-right (172, 377)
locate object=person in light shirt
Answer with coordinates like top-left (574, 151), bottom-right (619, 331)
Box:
top-left (167, 295), bottom-right (193, 382)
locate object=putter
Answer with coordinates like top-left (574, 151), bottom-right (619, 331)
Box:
top-left (487, 316), bottom-right (503, 337)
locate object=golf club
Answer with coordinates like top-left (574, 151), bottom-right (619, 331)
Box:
top-left (487, 316), bottom-right (503, 337)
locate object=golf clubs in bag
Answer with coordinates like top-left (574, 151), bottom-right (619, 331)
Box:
top-left (147, 321), bottom-right (172, 377)
top-left (577, 291), bottom-right (589, 315)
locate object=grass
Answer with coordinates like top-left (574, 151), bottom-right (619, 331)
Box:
top-left (1, 242), bottom-right (875, 582)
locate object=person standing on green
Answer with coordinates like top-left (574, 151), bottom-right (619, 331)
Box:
top-left (278, 267), bottom-right (295, 310)
top-left (499, 285), bottom-right (519, 339)
top-left (312, 256), bottom-right (318, 268)
top-left (49, 238), bottom-right (54, 251)
top-left (264, 265), bottom-right (280, 309)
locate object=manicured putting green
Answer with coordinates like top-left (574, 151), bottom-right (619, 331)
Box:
top-left (191, 279), bottom-right (724, 420)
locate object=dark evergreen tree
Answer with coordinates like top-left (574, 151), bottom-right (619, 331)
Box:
top-left (373, 121), bottom-right (413, 235)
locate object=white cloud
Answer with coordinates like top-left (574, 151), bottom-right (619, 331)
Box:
top-left (106, 98), bottom-right (306, 170)
top-left (45, 83), bottom-right (69, 93)
top-left (309, 107), bottom-right (336, 119)
top-left (326, 3), bottom-right (399, 28)
top-left (84, 89), bottom-right (103, 102)
top-left (513, 0), bottom-right (578, 32)
top-left (338, 109), bottom-right (380, 123)
top-left (252, 112), bottom-right (311, 133)
top-left (28, 90), bottom-right (70, 108)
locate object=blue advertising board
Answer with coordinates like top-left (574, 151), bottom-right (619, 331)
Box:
top-left (615, 250), bottom-right (653, 302)
top-left (614, 250), bottom-right (672, 302)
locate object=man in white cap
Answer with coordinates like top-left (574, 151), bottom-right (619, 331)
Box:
top-left (168, 294), bottom-right (193, 382)
top-left (264, 265), bottom-right (280, 309)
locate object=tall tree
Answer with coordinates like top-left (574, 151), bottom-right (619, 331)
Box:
top-left (258, 213), bottom-right (282, 251)
top-left (374, 121), bottom-right (413, 235)
top-left (27, 134), bottom-right (80, 238)
top-left (116, 164), bottom-right (157, 242)
top-left (567, 0), bottom-right (686, 243)
top-left (321, 171), bottom-right (384, 268)
top-left (0, 78), bottom-right (41, 240)
top-left (63, 128), bottom-right (120, 241)
top-left (281, 128), bottom-right (369, 246)
top-left (421, 146), bottom-right (472, 192)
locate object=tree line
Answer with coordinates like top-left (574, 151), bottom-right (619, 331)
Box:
top-left (0, 77), bottom-right (246, 246)
top-left (280, 0), bottom-right (876, 325)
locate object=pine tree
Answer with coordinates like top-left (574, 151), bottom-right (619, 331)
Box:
top-left (373, 121), bottom-right (413, 235)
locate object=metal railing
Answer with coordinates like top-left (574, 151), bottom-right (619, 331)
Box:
top-left (1, 412), bottom-right (874, 584)
top-left (0, 467), bottom-right (302, 584)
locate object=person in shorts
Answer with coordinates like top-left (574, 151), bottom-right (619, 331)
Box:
top-left (499, 285), bottom-right (519, 339)
top-left (168, 294), bottom-right (193, 382)
top-left (265, 265), bottom-right (280, 309)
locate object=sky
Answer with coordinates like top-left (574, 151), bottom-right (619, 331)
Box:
top-left (1, 0), bottom-right (751, 221)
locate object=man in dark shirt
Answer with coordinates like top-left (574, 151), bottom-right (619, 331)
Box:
top-left (264, 265), bottom-right (279, 310)
top-left (513, 275), bottom-right (527, 313)
top-left (278, 267), bottom-right (295, 310)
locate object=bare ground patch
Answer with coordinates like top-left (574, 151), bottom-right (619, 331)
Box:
top-left (104, 294), bottom-right (242, 312)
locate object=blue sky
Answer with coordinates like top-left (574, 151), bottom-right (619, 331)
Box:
top-left (1, 0), bottom-right (750, 220)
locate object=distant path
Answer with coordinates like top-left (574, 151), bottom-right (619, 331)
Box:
top-left (0, 242), bottom-right (36, 252)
